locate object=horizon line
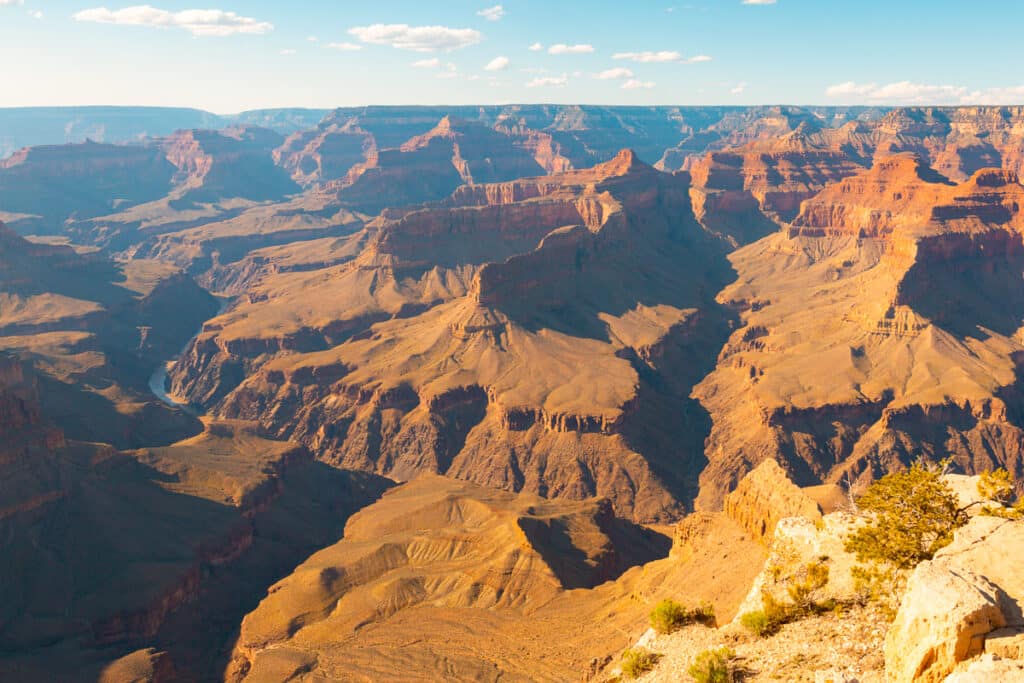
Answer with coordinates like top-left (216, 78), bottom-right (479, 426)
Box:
top-left (3, 102), bottom-right (1024, 117)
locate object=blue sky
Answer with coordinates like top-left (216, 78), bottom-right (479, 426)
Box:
top-left (2, 0), bottom-right (1023, 113)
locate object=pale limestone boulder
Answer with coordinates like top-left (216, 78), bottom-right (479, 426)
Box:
top-left (942, 654), bottom-right (1024, 682)
top-left (941, 475), bottom-right (988, 517)
top-left (884, 562), bottom-right (1006, 682)
top-left (732, 512), bottom-right (861, 620)
top-left (986, 626), bottom-right (1024, 659)
top-left (931, 516), bottom-right (1024, 626)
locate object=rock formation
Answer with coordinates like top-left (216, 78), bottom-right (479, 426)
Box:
top-left (228, 474), bottom-right (764, 683)
top-left (693, 157), bottom-right (1024, 508)
top-left (167, 150), bottom-right (735, 522)
top-left (885, 516), bottom-right (1024, 682)
top-left (723, 458), bottom-right (823, 543)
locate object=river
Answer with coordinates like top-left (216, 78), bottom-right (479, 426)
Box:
top-left (147, 296), bottom-right (231, 414)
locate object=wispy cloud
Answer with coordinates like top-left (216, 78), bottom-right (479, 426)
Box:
top-left (825, 80), bottom-right (969, 104)
top-left (548, 43), bottom-right (594, 55)
top-left (412, 57), bottom-right (441, 68)
top-left (528, 42), bottom-right (544, 51)
top-left (742, 0), bottom-right (777, 4)
top-left (326, 41), bottom-right (362, 51)
top-left (477, 4), bottom-right (504, 21)
top-left (306, 35), bottom-right (318, 42)
top-left (485, 56), bottom-right (510, 71)
top-left (622, 79), bottom-right (656, 90)
top-left (0, 0), bottom-right (25, 5)
top-left (526, 75), bottom-right (569, 87)
top-left (613, 50), bottom-right (710, 64)
top-left (73, 5), bottom-right (273, 36)
top-left (279, 48), bottom-right (296, 55)
top-left (596, 67), bottom-right (634, 80)
top-left (731, 82), bottom-right (748, 94)
top-left (348, 23), bottom-right (481, 52)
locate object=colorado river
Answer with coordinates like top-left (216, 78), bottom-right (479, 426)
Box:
top-left (148, 296), bottom-right (231, 414)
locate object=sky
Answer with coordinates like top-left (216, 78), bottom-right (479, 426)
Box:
top-left (2, 0), bottom-right (1023, 114)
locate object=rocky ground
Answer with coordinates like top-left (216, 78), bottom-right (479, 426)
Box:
top-left (615, 605), bottom-right (887, 683)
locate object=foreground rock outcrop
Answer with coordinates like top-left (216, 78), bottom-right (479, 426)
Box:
top-left (885, 516), bottom-right (1024, 682)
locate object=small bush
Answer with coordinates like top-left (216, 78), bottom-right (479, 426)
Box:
top-left (978, 468), bottom-right (1024, 519)
top-left (978, 468), bottom-right (1015, 506)
top-left (762, 590), bottom-right (791, 627)
top-left (851, 562), bottom-right (904, 619)
top-left (786, 561), bottom-right (830, 614)
top-left (620, 648), bottom-right (660, 680)
top-left (648, 599), bottom-right (716, 634)
top-left (690, 601), bottom-right (716, 626)
top-left (649, 599), bottom-right (689, 634)
top-left (687, 647), bottom-right (735, 683)
top-left (739, 609), bottom-right (772, 637)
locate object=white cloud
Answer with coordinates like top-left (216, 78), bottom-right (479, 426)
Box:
top-left (485, 56), bottom-right (510, 71)
top-left (73, 5), bottom-right (273, 36)
top-left (0, 0), bottom-right (25, 5)
top-left (612, 50), bottom-right (711, 64)
top-left (731, 81), bottom-right (747, 94)
top-left (348, 23), bottom-right (481, 52)
top-left (548, 43), bottom-right (594, 55)
top-left (825, 80), bottom-right (969, 104)
top-left (526, 75), bottom-right (568, 87)
top-left (824, 81), bottom-right (878, 98)
top-left (306, 35), bottom-right (318, 42)
top-left (528, 42), bottom-right (544, 51)
top-left (279, 48), bottom-right (296, 55)
top-left (963, 86), bottom-right (1024, 105)
top-left (29, 9), bottom-right (42, 18)
top-left (622, 79), bottom-right (656, 90)
top-left (477, 4), bottom-right (504, 21)
top-left (742, 0), bottom-right (777, 4)
top-left (826, 80), bottom-right (1024, 105)
top-left (596, 67), bottom-right (633, 80)
top-left (412, 57), bottom-right (441, 68)
top-left (326, 42), bottom-right (362, 51)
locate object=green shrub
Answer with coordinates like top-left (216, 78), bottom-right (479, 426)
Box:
top-left (620, 648), bottom-right (660, 679)
top-left (687, 647), bottom-right (735, 683)
top-left (786, 561), bottom-right (830, 614)
top-left (851, 562), bottom-right (904, 619)
top-left (978, 468), bottom-right (1024, 519)
top-left (761, 590), bottom-right (791, 627)
top-left (649, 598), bottom-right (689, 634)
top-left (648, 599), bottom-right (716, 634)
top-left (845, 460), bottom-right (968, 570)
top-left (690, 601), bottom-right (716, 626)
top-left (978, 468), bottom-right (1015, 505)
top-left (739, 609), bottom-right (772, 637)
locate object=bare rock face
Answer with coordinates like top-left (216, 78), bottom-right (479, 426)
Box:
top-left (170, 151), bottom-right (735, 522)
top-left (162, 126), bottom-right (299, 202)
top-left (722, 458), bottom-right (822, 543)
top-left (885, 563), bottom-right (1006, 683)
top-left (943, 654), bottom-right (1024, 682)
top-left (693, 158), bottom-right (1024, 510)
top-left (885, 517), bottom-right (1024, 682)
top-left (0, 140), bottom-right (176, 233)
top-left (98, 648), bottom-right (176, 683)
